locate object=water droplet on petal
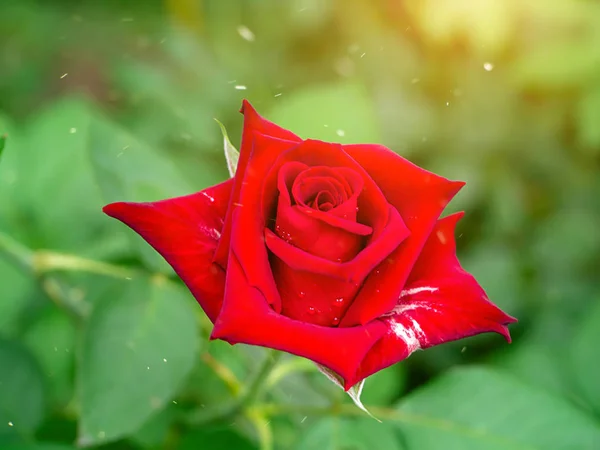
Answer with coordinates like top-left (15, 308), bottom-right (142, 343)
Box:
top-left (299, 291), bottom-right (306, 298)
top-left (333, 297), bottom-right (344, 307)
top-left (307, 306), bottom-right (316, 315)
top-left (331, 317), bottom-right (340, 326)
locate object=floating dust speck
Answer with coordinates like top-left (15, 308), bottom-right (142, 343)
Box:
top-left (301, 416), bottom-right (307, 424)
top-left (98, 431), bottom-right (105, 439)
top-left (8, 422), bottom-right (13, 427)
top-left (237, 25), bottom-right (255, 42)
top-left (336, 129), bottom-right (345, 137)
top-left (69, 127), bottom-right (77, 134)
top-left (163, 358), bottom-right (167, 362)
top-left (234, 85), bottom-right (247, 90)
top-left (60, 73), bottom-right (68, 79)
top-left (411, 78), bottom-right (420, 84)
top-left (274, 93), bottom-right (282, 97)
top-left (483, 62), bottom-right (494, 71)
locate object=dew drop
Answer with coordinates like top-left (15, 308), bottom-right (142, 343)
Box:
top-left (299, 291), bottom-right (306, 298)
top-left (333, 297), bottom-right (344, 306)
top-left (307, 306), bottom-right (316, 315)
top-left (331, 317), bottom-right (340, 326)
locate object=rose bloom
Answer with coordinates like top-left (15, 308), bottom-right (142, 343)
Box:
top-left (104, 101), bottom-right (516, 390)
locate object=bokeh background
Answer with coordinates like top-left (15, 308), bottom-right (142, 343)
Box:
top-left (1, 0), bottom-right (600, 449)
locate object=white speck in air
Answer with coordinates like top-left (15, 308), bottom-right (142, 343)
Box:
top-left (237, 25), bottom-right (255, 42)
top-left (235, 85), bottom-right (247, 90)
top-left (483, 62), bottom-right (494, 71)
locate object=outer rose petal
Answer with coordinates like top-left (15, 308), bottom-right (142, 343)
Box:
top-left (102, 179), bottom-right (233, 322)
top-left (346, 213), bottom-right (517, 389)
top-left (341, 144), bottom-right (465, 327)
top-left (213, 101), bottom-right (302, 269)
top-left (210, 252), bottom-right (389, 382)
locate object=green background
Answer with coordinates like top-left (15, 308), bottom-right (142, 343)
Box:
top-left (1, 0), bottom-right (599, 449)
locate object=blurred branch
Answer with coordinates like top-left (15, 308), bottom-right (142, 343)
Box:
top-left (201, 352), bottom-right (243, 396)
top-left (0, 229), bottom-right (34, 272)
top-left (187, 349), bottom-right (282, 426)
top-left (245, 408), bottom-right (274, 450)
top-left (33, 250), bottom-right (136, 279)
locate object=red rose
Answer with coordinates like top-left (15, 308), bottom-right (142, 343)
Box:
top-left (103, 101), bottom-right (516, 390)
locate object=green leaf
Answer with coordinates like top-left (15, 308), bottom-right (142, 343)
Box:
top-left (396, 366), bottom-right (600, 449)
top-left (267, 82), bottom-right (381, 144)
top-left (315, 364), bottom-right (379, 421)
top-left (0, 339), bottom-right (46, 440)
top-left (296, 417), bottom-right (402, 450)
top-left (570, 298), bottom-right (600, 413)
top-left (0, 98), bottom-right (108, 253)
top-left (177, 427), bottom-right (257, 450)
top-left (22, 308), bottom-right (76, 407)
top-left (0, 133), bottom-right (6, 157)
top-left (130, 404), bottom-right (177, 449)
top-left (0, 257), bottom-right (39, 336)
top-left (78, 277), bottom-right (199, 446)
top-left (215, 119), bottom-right (239, 178)
top-left (88, 114), bottom-right (197, 273)
top-left (3, 444), bottom-right (75, 450)
top-left (360, 365), bottom-right (406, 407)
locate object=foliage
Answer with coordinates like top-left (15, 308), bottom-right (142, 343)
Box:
top-left (0, 0), bottom-right (599, 449)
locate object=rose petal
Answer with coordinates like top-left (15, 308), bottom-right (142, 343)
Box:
top-left (345, 213), bottom-right (517, 388)
top-left (102, 179), bottom-right (234, 322)
top-left (341, 143), bottom-right (465, 326)
top-left (274, 163), bottom-right (371, 262)
top-left (263, 140), bottom-right (393, 237)
top-left (266, 205), bottom-right (407, 284)
top-left (230, 133), bottom-right (302, 313)
top-left (213, 100), bottom-right (302, 269)
top-left (211, 252), bottom-right (388, 382)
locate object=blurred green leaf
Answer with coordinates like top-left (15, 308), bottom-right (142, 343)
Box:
top-left (396, 366), bottom-right (600, 449)
top-left (3, 444), bottom-right (75, 450)
top-left (88, 114), bottom-right (198, 273)
top-left (0, 133), bottom-right (6, 156)
top-left (511, 40), bottom-right (600, 88)
top-left (296, 417), bottom-right (402, 450)
top-left (360, 365), bottom-right (406, 407)
top-left (78, 277), bottom-right (199, 446)
top-left (0, 258), bottom-right (38, 336)
top-left (461, 244), bottom-right (520, 315)
top-left (0, 98), bottom-right (109, 253)
top-left (267, 82), bottom-right (381, 144)
top-left (576, 84), bottom-right (600, 152)
top-left (0, 339), bottom-right (46, 441)
top-left (177, 427), bottom-right (257, 450)
top-left (570, 297), bottom-right (600, 414)
top-left (22, 307), bottom-right (76, 408)
top-left (130, 403), bottom-right (176, 449)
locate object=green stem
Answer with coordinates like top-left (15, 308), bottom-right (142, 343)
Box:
top-left (188, 349), bottom-right (282, 425)
top-left (0, 229), bottom-right (136, 279)
top-left (33, 251), bottom-right (136, 279)
top-left (0, 230), bottom-right (34, 272)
